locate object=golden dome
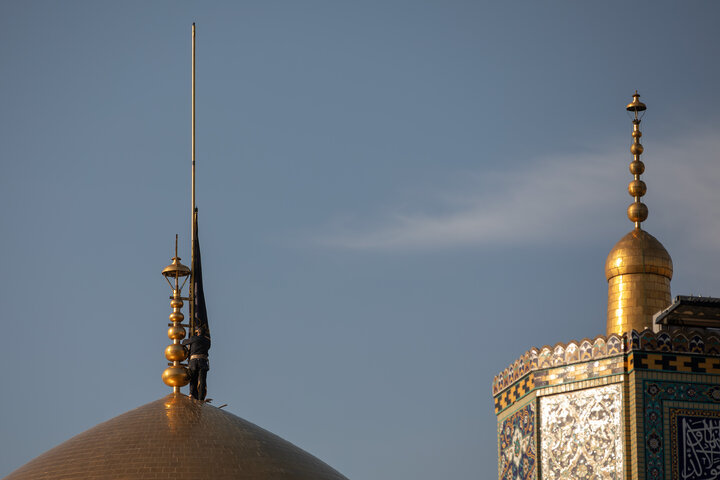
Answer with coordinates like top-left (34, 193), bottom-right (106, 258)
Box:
top-left (605, 228), bottom-right (673, 335)
top-left (5, 394), bottom-right (349, 480)
top-left (605, 229), bottom-right (673, 280)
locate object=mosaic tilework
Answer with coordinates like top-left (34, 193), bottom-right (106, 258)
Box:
top-left (540, 384), bottom-right (623, 479)
top-left (495, 374), bottom-right (534, 413)
top-left (630, 329), bottom-right (720, 354)
top-left (495, 328), bottom-right (720, 398)
top-left (493, 334), bottom-right (624, 395)
top-left (631, 351), bottom-right (720, 374)
top-left (498, 403), bottom-right (536, 480)
top-left (495, 355), bottom-right (628, 414)
top-left (535, 375), bottom-right (624, 398)
top-left (494, 351), bottom-right (538, 395)
top-left (669, 408), bottom-right (720, 479)
top-left (534, 355), bottom-right (625, 390)
top-left (643, 380), bottom-right (720, 480)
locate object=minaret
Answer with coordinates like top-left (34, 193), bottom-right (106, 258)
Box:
top-left (604, 92), bottom-right (673, 335)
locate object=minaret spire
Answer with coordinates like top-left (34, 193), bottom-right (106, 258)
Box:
top-left (626, 91), bottom-right (648, 229)
top-left (605, 92), bottom-right (673, 335)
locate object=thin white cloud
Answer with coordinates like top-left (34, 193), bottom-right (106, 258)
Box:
top-left (315, 129), bottom-right (720, 251)
top-left (651, 133), bottom-right (720, 252)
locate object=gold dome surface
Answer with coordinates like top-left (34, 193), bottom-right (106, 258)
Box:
top-left (605, 228), bottom-right (673, 335)
top-left (5, 394), bottom-right (349, 480)
top-left (605, 229), bottom-right (673, 280)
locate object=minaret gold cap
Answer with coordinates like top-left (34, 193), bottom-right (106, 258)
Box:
top-left (605, 92), bottom-right (672, 336)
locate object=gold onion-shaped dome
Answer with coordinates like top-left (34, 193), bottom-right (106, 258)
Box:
top-left (605, 229), bottom-right (673, 335)
top-left (605, 229), bottom-right (673, 279)
top-left (4, 394), bottom-right (349, 480)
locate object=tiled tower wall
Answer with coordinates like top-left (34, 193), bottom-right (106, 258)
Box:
top-left (494, 334), bottom-right (626, 480)
top-left (627, 330), bottom-right (720, 480)
top-left (494, 329), bottom-right (720, 480)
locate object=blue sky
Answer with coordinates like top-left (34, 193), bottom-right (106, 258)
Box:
top-left (2, 2), bottom-right (720, 479)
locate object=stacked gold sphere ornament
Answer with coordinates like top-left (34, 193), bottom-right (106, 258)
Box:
top-left (626, 92), bottom-right (648, 227)
top-left (604, 92), bottom-right (673, 336)
top-left (161, 235), bottom-right (191, 393)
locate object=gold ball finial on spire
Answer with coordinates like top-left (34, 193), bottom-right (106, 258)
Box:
top-left (626, 91), bottom-right (648, 228)
top-left (161, 235), bottom-right (190, 393)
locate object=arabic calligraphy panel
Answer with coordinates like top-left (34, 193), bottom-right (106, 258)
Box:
top-left (670, 408), bottom-right (720, 480)
top-left (540, 384), bottom-right (623, 479)
top-left (643, 380), bottom-right (720, 479)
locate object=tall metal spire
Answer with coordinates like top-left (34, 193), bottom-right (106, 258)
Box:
top-left (159, 24), bottom-right (197, 393)
top-left (626, 91), bottom-right (648, 229)
top-left (190, 23), bottom-right (197, 334)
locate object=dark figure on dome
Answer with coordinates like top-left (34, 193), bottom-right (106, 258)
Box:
top-left (182, 326), bottom-right (211, 400)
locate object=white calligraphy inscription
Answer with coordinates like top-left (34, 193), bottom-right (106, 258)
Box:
top-left (680, 416), bottom-right (720, 480)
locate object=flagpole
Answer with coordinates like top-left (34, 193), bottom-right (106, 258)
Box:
top-left (190, 23), bottom-right (196, 335)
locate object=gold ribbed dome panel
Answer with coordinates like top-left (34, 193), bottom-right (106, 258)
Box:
top-left (605, 229), bottom-right (673, 335)
top-left (5, 394), bottom-right (349, 480)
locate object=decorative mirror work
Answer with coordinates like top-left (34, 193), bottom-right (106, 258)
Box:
top-left (669, 408), bottom-right (720, 479)
top-left (498, 403), bottom-right (536, 480)
top-left (540, 384), bottom-right (623, 479)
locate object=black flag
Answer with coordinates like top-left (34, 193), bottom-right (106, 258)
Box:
top-left (192, 210), bottom-right (210, 337)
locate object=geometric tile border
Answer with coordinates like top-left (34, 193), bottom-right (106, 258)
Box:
top-left (494, 357), bottom-right (626, 414)
top-left (495, 350), bottom-right (720, 415)
top-left (631, 351), bottom-right (720, 374)
top-left (493, 334), bottom-right (624, 395)
top-left (494, 328), bottom-right (720, 395)
top-left (495, 375), bottom-right (534, 414)
top-left (631, 329), bottom-right (720, 354)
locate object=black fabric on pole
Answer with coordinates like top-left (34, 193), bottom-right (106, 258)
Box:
top-left (193, 212), bottom-right (210, 337)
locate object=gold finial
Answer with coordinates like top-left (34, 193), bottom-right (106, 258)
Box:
top-left (161, 235), bottom-right (190, 393)
top-left (626, 91), bottom-right (648, 229)
top-left (626, 90), bottom-right (647, 118)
